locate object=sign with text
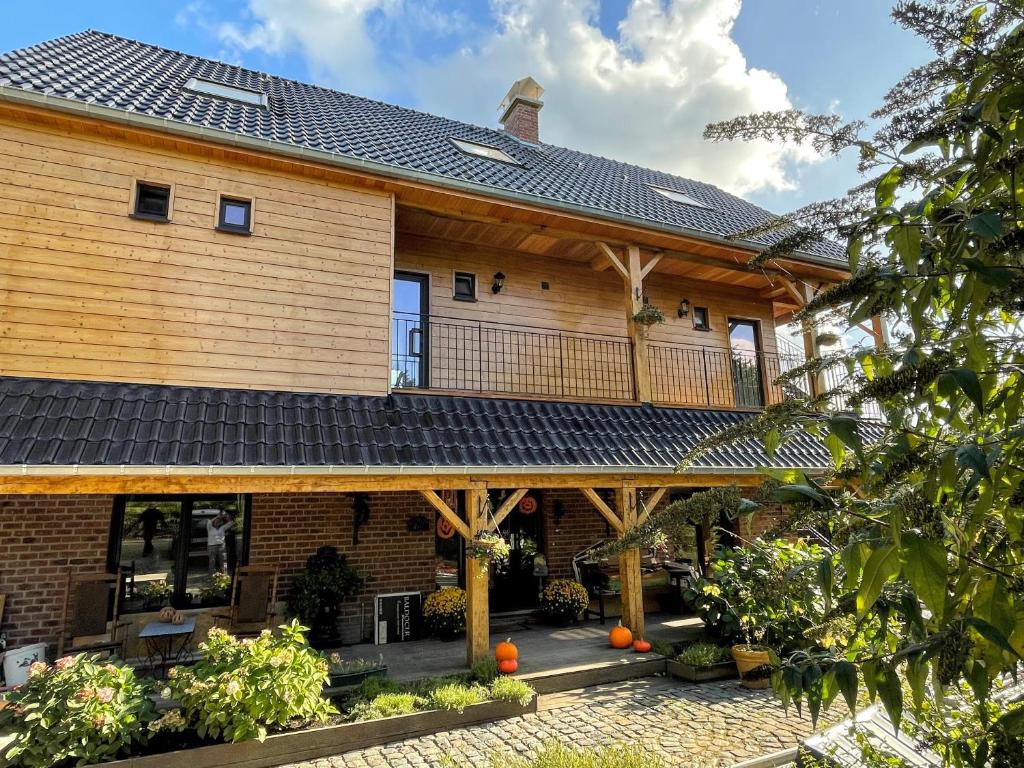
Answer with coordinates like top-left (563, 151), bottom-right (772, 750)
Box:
top-left (374, 591), bottom-right (422, 644)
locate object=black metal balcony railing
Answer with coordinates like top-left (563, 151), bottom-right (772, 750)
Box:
top-left (391, 313), bottom-right (635, 401)
top-left (391, 312), bottom-right (813, 411)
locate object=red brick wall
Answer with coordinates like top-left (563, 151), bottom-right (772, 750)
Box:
top-left (249, 492), bottom-right (437, 643)
top-left (0, 495), bottom-right (113, 650)
top-left (541, 489), bottom-right (613, 579)
top-left (501, 102), bottom-right (540, 142)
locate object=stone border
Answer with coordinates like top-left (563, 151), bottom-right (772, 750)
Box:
top-left (101, 698), bottom-right (536, 768)
top-left (666, 659), bottom-right (737, 683)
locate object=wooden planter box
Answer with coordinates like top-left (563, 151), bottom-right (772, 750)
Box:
top-left (666, 659), bottom-right (736, 683)
top-left (325, 665), bottom-right (387, 693)
top-left (102, 697), bottom-right (536, 768)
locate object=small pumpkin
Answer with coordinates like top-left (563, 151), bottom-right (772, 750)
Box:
top-left (498, 658), bottom-right (519, 675)
top-left (608, 622), bottom-right (633, 649)
top-left (495, 638), bottom-right (518, 662)
top-left (158, 606), bottom-right (176, 623)
top-left (633, 639), bottom-right (652, 653)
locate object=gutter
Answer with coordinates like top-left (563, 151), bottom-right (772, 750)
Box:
top-left (0, 86), bottom-right (846, 271)
top-left (0, 464), bottom-right (827, 477)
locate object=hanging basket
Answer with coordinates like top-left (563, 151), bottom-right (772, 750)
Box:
top-left (467, 532), bottom-right (510, 566)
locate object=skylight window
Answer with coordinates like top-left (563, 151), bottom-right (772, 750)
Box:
top-left (184, 77), bottom-right (268, 108)
top-left (648, 185), bottom-right (710, 209)
top-left (450, 138), bottom-right (520, 165)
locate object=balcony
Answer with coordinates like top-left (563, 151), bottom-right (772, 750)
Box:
top-left (391, 312), bottom-right (808, 410)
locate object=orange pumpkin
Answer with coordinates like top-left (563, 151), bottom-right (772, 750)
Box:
top-left (632, 639), bottom-right (652, 653)
top-left (498, 658), bottom-right (519, 674)
top-left (608, 622), bottom-right (633, 649)
top-left (495, 638), bottom-right (518, 662)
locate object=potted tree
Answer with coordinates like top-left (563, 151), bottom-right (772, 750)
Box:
top-left (288, 546), bottom-right (366, 647)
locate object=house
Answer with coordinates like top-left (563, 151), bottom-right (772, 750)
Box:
top-left (0, 31), bottom-right (866, 665)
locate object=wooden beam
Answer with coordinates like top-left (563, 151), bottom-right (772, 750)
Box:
top-left (625, 244), bottom-right (652, 403)
top-left (592, 241), bottom-right (629, 279)
top-left (636, 487), bottom-right (668, 527)
top-left (800, 282), bottom-right (824, 398)
top-left (465, 488), bottom-right (490, 666)
top-left (640, 253), bottom-right (664, 279)
top-left (870, 315), bottom-right (888, 348)
top-left (489, 489), bottom-right (530, 530)
top-left (616, 486), bottom-right (645, 639)
top-left (580, 488), bottom-right (624, 534)
top-left (418, 490), bottom-right (471, 540)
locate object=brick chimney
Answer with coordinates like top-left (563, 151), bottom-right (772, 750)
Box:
top-left (499, 77), bottom-right (544, 143)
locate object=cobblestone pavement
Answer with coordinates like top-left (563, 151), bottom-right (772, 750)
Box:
top-left (285, 677), bottom-right (831, 768)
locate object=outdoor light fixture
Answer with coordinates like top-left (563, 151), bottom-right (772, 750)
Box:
top-left (678, 299), bottom-right (691, 318)
top-left (492, 271), bottom-right (506, 293)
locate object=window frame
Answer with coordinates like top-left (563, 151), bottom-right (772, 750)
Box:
top-left (216, 195), bottom-right (254, 235)
top-left (452, 271), bottom-right (478, 302)
top-left (647, 184), bottom-right (710, 209)
top-left (450, 137), bottom-right (521, 166)
top-left (129, 180), bottom-right (173, 223)
top-left (184, 77), bottom-right (269, 108)
top-left (692, 306), bottom-right (711, 331)
top-left (108, 493), bottom-right (252, 612)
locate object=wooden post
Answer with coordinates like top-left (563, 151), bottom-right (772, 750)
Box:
top-left (615, 486), bottom-right (645, 638)
top-left (625, 245), bottom-right (652, 403)
top-left (464, 488), bottom-right (490, 666)
top-left (801, 283), bottom-right (824, 398)
top-left (870, 315), bottom-right (888, 349)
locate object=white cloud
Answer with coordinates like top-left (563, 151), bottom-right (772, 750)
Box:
top-left (209, 0), bottom-right (819, 196)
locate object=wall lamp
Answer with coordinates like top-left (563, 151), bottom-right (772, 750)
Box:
top-left (492, 271), bottom-right (506, 294)
top-left (677, 299), bottom-right (691, 318)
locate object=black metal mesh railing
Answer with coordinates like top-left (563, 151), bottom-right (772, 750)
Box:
top-left (391, 313), bottom-right (635, 401)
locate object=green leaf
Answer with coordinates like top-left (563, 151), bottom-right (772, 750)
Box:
top-left (966, 211), bottom-right (1002, 238)
top-left (900, 531), bottom-right (948, 622)
top-left (877, 664), bottom-right (904, 734)
top-left (857, 545), bottom-right (900, 617)
top-left (940, 368), bottom-right (985, 414)
top-left (832, 660), bottom-right (858, 714)
top-left (763, 427), bottom-right (780, 458)
top-left (827, 416), bottom-right (863, 455)
top-left (890, 224), bottom-right (921, 274)
top-left (876, 166), bottom-right (902, 207)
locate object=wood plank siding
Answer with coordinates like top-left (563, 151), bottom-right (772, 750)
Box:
top-left (0, 115), bottom-right (394, 394)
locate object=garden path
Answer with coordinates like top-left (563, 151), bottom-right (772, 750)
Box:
top-left (285, 677), bottom-right (833, 768)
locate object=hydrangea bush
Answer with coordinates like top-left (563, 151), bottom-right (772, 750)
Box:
top-left (0, 654), bottom-right (156, 767)
top-left (166, 620), bottom-right (334, 742)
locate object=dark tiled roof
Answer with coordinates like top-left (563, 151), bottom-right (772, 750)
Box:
top-left (0, 30), bottom-right (844, 266)
top-left (0, 376), bottom-right (831, 471)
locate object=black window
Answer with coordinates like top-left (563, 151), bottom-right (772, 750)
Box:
top-left (133, 182), bottom-right (171, 221)
top-left (218, 197), bottom-right (252, 234)
top-left (108, 494), bottom-right (250, 612)
top-left (693, 306), bottom-right (711, 331)
top-left (453, 272), bottom-right (477, 302)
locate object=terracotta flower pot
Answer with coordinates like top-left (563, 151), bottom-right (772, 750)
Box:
top-left (731, 644), bottom-right (771, 688)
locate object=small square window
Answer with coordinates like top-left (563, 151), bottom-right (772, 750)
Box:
top-left (693, 306), bottom-right (711, 331)
top-left (453, 272), bottom-right (477, 302)
top-left (133, 182), bottom-right (171, 221)
top-left (217, 197), bottom-right (252, 234)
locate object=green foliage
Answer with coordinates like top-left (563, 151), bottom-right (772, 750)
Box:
top-left (696, 2), bottom-right (1024, 762)
top-left (470, 658), bottom-right (500, 684)
top-left (353, 692), bottom-right (425, 720)
top-left (485, 741), bottom-right (666, 768)
top-left (631, 305), bottom-right (666, 327)
top-left (166, 620), bottom-right (334, 742)
top-left (488, 676), bottom-right (535, 707)
top-left (0, 654), bottom-right (157, 767)
top-left (685, 539), bottom-right (837, 649)
top-left (287, 546), bottom-right (365, 639)
top-left (427, 682), bottom-right (489, 713)
top-left (674, 642), bottom-right (732, 667)
top-left (354, 673), bottom-right (402, 701)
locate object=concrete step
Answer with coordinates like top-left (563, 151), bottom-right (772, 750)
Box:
top-left (517, 654), bottom-right (668, 695)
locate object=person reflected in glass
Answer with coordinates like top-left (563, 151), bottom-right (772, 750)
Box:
top-left (206, 509), bottom-right (234, 574)
top-left (139, 504), bottom-right (164, 557)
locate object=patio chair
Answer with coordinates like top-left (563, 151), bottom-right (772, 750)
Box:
top-left (212, 566), bottom-right (279, 636)
top-left (57, 571), bottom-right (127, 658)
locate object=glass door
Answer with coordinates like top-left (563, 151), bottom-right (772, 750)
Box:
top-left (392, 272), bottom-right (429, 388)
top-left (728, 319), bottom-right (764, 407)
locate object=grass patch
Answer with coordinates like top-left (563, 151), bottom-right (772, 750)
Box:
top-left (428, 682), bottom-right (489, 713)
top-left (487, 741), bottom-right (666, 767)
top-left (471, 658), bottom-right (500, 684)
top-left (489, 676), bottom-right (535, 706)
top-left (674, 642), bottom-right (732, 667)
top-left (353, 692), bottom-right (426, 721)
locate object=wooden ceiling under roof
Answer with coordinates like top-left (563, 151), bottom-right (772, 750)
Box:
top-left (395, 204), bottom-right (840, 320)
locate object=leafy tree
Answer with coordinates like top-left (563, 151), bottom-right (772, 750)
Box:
top-left (646, 2), bottom-right (1024, 764)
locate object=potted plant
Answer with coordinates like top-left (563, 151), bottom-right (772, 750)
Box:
top-left (422, 587), bottom-right (467, 640)
top-left (138, 580), bottom-right (172, 611)
top-left (539, 579), bottom-right (589, 625)
top-left (196, 571), bottom-right (232, 606)
top-left (631, 305), bottom-right (666, 328)
top-left (467, 533), bottom-right (511, 570)
top-left (739, 662), bottom-right (774, 690)
top-left (288, 546), bottom-right (366, 646)
top-left (325, 652), bottom-right (387, 690)
top-left (667, 642), bottom-right (736, 683)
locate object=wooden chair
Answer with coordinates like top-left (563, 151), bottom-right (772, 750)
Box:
top-left (58, 571), bottom-right (127, 658)
top-left (212, 566), bottom-right (279, 636)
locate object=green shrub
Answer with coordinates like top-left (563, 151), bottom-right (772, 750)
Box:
top-left (674, 643), bottom-right (732, 667)
top-left (428, 682), bottom-right (488, 713)
top-left (355, 674), bottom-right (401, 700)
top-left (0, 654), bottom-right (157, 767)
top-left (488, 676), bottom-right (534, 707)
top-left (287, 546), bottom-right (365, 641)
top-left (490, 741), bottom-right (666, 768)
top-left (354, 692), bottom-right (425, 720)
top-left (167, 620), bottom-right (334, 742)
top-left (471, 658), bottom-right (500, 684)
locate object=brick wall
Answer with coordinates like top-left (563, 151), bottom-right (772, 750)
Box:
top-left (0, 495), bottom-right (113, 650)
top-left (249, 492), bottom-right (437, 643)
top-left (541, 489), bottom-right (613, 579)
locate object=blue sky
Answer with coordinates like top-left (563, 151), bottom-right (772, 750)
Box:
top-left (1, 1), bottom-right (930, 213)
